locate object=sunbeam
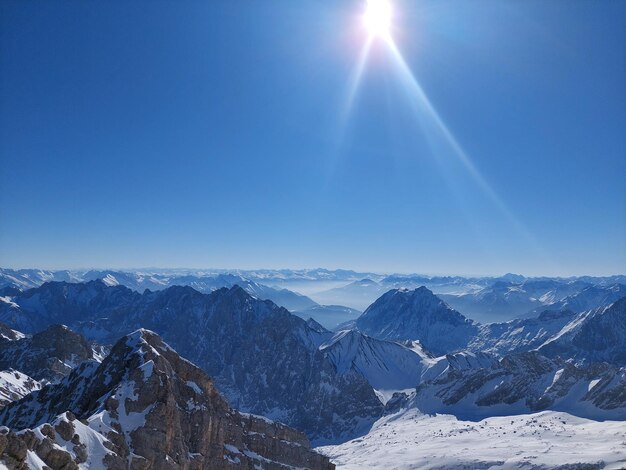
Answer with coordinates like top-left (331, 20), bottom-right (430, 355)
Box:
top-left (340, 34), bottom-right (374, 128)
top-left (337, 0), bottom-right (544, 252)
top-left (383, 36), bottom-right (530, 236)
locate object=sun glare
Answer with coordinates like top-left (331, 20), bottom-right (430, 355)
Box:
top-left (363, 0), bottom-right (392, 39)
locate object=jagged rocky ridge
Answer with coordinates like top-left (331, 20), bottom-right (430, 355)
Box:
top-left (470, 296), bottom-right (626, 366)
top-left (409, 350), bottom-right (626, 420)
top-left (0, 324), bottom-right (102, 383)
top-left (0, 282), bottom-right (384, 442)
top-left (0, 329), bottom-right (334, 469)
top-left (0, 268), bottom-right (318, 312)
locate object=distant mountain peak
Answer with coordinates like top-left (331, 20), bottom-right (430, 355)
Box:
top-left (355, 287), bottom-right (477, 355)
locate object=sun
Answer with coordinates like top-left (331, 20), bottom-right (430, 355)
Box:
top-left (363, 0), bottom-right (392, 39)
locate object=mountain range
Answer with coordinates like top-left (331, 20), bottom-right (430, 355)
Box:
top-left (0, 329), bottom-right (334, 469)
top-left (0, 268), bottom-right (318, 312)
top-left (0, 273), bottom-right (624, 468)
top-left (0, 281), bottom-right (384, 443)
top-left (4, 268), bottom-right (624, 324)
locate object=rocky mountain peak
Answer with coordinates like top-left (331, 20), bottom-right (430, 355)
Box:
top-left (0, 324), bottom-right (97, 383)
top-left (0, 329), bottom-right (334, 469)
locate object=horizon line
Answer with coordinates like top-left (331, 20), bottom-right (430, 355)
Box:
top-left (1, 266), bottom-right (624, 280)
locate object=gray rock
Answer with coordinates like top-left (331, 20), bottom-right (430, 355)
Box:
top-left (0, 330), bottom-right (334, 469)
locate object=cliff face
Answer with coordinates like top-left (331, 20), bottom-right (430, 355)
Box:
top-left (0, 329), bottom-right (334, 470)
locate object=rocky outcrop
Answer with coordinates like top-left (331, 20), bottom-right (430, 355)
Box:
top-left (0, 324), bottom-right (98, 383)
top-left (0, 323), bottom-right (23, 342)
top-left (0, 329), bottom-right (334, 469)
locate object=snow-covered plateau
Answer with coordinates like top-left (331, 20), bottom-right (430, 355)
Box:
top-left (319, 408), bottom-right (626, 469)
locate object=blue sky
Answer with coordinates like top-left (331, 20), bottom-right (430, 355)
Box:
top-left (1, 0), bottom-right (624, 276)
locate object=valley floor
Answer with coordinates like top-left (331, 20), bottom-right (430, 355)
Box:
top-left (318, 409), bottom-right (626, 469)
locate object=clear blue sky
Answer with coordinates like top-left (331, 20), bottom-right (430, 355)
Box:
top-left (1, 0), bottom-right (624, 276)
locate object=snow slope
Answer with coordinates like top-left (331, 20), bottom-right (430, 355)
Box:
top-left (320, 330), bottom-right (434, 403)
top-left (0, 369), bottom-right (41, 406)
top-left (319, 408), bottom-right (626, 469)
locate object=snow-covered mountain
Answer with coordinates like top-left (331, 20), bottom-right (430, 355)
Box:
top-left (349, 286), bottom-right (626, 368)
top-left (470, 308), bottom-right (578, 356)
top-left (0, 281), bottom-right (383, 442)
top-left (320, 330), bottom-right (434, 404)
top-left (0, 329), bottom-right (334, 469)
top-left (442, 279), bottom-right (625, 322)
top-left (0, 278), bottom-right (625, 465)
top-left (441, 281), bottom-right (545, 321)
top-left (311, 274), bottom-right (497, 311)
top-left (468, 297), bottom-right (626, 367)
top-left (526, 283), bottom-right (626, 317)
top-left (411, 350), bottom-right (626, 420)
top-left (3, 267), bottom-right (624, 321)
top-left (164, 273), bottom-right (319, 311)
top-left (0, 268), bottom-right (319, 312)
top-left (537, 297), bottom-right (626, 365)
top-left (0, 269), bottom-right (83, 291)
top-left (0, 281), bottom-right (141, 334)
top-left (312, 279), bottom-right (387, 311)
top-left (355, 287), bottom-right (478, 356)
top-left (319, 345), bottom-right (626, 468)
top-left (0, 324), bottom-right (102, 383)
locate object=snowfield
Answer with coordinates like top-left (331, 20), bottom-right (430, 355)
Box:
top-left (318, 409), bottom-right (626, 469)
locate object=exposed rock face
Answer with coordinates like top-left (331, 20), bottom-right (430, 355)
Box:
top-left (469, 309), bottom-right (578, 356)
top-left (0, 283), bottom-right (383, 442)
top-left (0, 324), bottom-right (98, 383)
top-left (412, 350), bottom-right (626, 420)
top-left (355, 287), bottom-right (478, 355)
top-left (538, 297), bottom-right (626, 366)
top-left (0, 329), bottom-right (334, 469)
top-left (467, 297), bottom-right (626, 367)
top-left (0, 323), bottom-right (23, 342)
